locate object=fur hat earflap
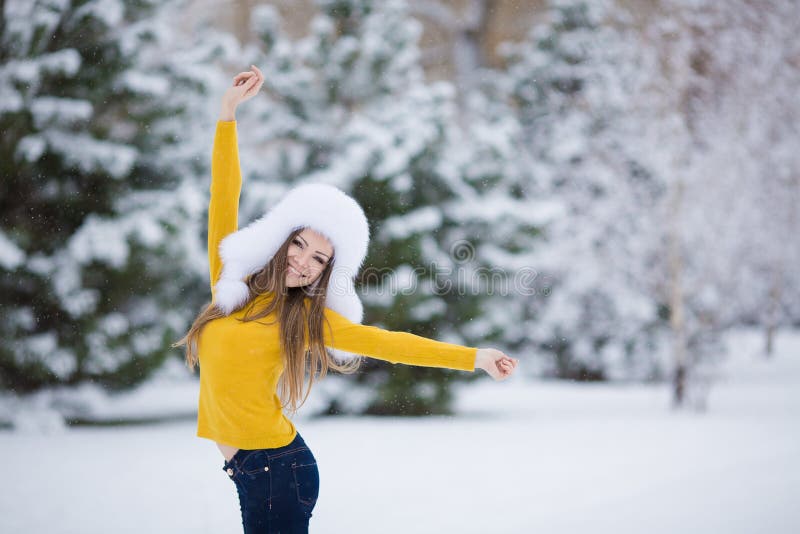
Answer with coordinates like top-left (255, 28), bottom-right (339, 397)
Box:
top-left (213, 182), bottom-right (370, 361)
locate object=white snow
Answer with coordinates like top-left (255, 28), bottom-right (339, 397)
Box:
top-left (118, 70), bottom-right (171, 97)
top-left (380, 206), bottom-right (443, 240)
top-left (73, 0), bottom-right (125, 29)
top-left (37, 49), bottom-right (83, 77)
top-left (0, 328), bottom-right (797, 533)
top-left (15, 332), bottom-right (77, 380)
top-left (14, 135), bottom-right (47, 162)
top-left (43, 131), bottom-right (138, 179)
top-left (0, 230), bottom-right (26, 269)
top-left (68, 214), bottom-right (131, 269)
top-left (30, 97), bottom-right (93, 128)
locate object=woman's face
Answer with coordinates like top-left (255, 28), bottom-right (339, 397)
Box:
top-left (285, 228), bottom-right (334, 288)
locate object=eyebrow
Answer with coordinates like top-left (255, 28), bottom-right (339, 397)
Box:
top-left (298, 235), bottom-right (331, 259)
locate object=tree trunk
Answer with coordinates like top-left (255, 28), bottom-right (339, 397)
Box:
top-left (765, 172), bottom-right (798, 357)
top-left (669, 179), bottom-right (688, 408)
top-left (453, 0), bottom-right (495, 91)
top-left (764, 274), bottom-right (780, 357)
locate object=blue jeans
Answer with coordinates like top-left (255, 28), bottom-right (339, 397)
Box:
top-left (222, 432), bottom-right (320, 533)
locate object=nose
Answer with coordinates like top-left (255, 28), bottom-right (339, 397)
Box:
top-left (294, 250), bottom-right (313, 270)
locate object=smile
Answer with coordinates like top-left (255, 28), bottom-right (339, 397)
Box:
top-left (288, 265), bottom-right (305, 277)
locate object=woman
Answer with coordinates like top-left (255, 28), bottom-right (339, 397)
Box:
top-left (174, 65), bottom-right (519, 533)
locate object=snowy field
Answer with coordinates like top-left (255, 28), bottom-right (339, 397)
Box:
top-left (1, 328), bottom-right (798, 534)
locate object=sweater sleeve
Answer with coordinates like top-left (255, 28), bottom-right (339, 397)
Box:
top-left (320, 305), bottom-right (477, 372)
top-left (208, 120), bottom-right (242, 299)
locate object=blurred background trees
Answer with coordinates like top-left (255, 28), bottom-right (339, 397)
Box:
top-left (1, 0), bottom-right (798, 416)
top-left (0, 0), bottom-right (231, 392)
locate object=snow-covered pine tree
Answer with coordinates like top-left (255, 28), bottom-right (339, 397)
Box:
top-left (0, 0), bottom-right (232, 394)
top-left (228, 0), bottom-right (519, 415)
top-left (496, 0), bottom-right (668, 381)
top-left (428, 39), bottom-right (557, 379)
top-left (392, 0), bottom-right (556, 382)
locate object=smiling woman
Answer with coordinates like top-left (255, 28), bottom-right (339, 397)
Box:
top-left (171, 64), bottom-right (518, 533)
top-left (285, 230), bottom-right (333, 288)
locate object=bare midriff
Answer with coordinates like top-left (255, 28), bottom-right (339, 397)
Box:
top-left (217, 442), bottom-right (240, 462)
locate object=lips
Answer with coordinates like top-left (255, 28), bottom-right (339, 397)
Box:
top-left (288, 264), bottom-right (305, 277)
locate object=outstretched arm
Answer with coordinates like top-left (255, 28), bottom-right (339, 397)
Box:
top-left (319, 305), bottom-right (519, 379)
top-left (208, 66), bottom-right (265, 299)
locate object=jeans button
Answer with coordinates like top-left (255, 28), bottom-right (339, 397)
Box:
top-left (264, 466), bottom-right (269, 472)
top-left (227, 468), bottom-right (234, 476)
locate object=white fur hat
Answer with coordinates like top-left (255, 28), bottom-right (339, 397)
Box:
top-left (213, 182), bottom-right (370, 361)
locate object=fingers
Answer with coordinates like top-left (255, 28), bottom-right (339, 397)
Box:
top-left (245, 65), bottom-right (264, 91)
top-left (478, 349), bottom-right (518, 381)
top-left (502, 356), bottom-right (518, 368)
top-left (234, 71), bottom-right (255, 86)
top-left (243, 73), bottom-right (261, 97)
top-left (250, 65), bottom-right (265, 88)
top-left (494, 355), bottom-right (517, 379)
top-left (233, 65), bottom-right (264, 88)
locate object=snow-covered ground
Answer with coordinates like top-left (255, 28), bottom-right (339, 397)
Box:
top-left (1, 328), bottom-right (798, 534)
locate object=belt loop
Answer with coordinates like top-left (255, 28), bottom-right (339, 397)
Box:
top-left (223, 451), bottom-right (239, 476)
top-left (224, 459), bottom-right (235, 477)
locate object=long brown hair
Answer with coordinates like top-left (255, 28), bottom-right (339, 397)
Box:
top-left (172, 227), bottom-right (362, 415)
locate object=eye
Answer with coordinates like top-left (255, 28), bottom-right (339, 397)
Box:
top-left (315, 256), bottom-right (325, 265)
top-left (292, 238), bottom-right (303, 247)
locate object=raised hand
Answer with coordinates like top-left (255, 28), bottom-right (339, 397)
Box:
top-left (220, 65), bottom-right (265, 120)
top-left (476, 348), bottom-right (519, 381)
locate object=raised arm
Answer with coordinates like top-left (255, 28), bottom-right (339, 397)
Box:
top-left (208, 121), bottom-right (242, 297)
top-left (208, 66), bottom-right (265, 299)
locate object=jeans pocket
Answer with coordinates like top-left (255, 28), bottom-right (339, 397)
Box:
top-left (238, 450), bottom-right (269, 475)
top-left (292, 459), bottom-right (320, 508)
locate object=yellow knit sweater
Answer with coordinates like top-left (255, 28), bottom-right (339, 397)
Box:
top-left (196, 120), bottom-right (478, 450)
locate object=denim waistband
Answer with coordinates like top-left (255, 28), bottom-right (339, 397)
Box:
top-left (223, 431), bottom-right (306, 471)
